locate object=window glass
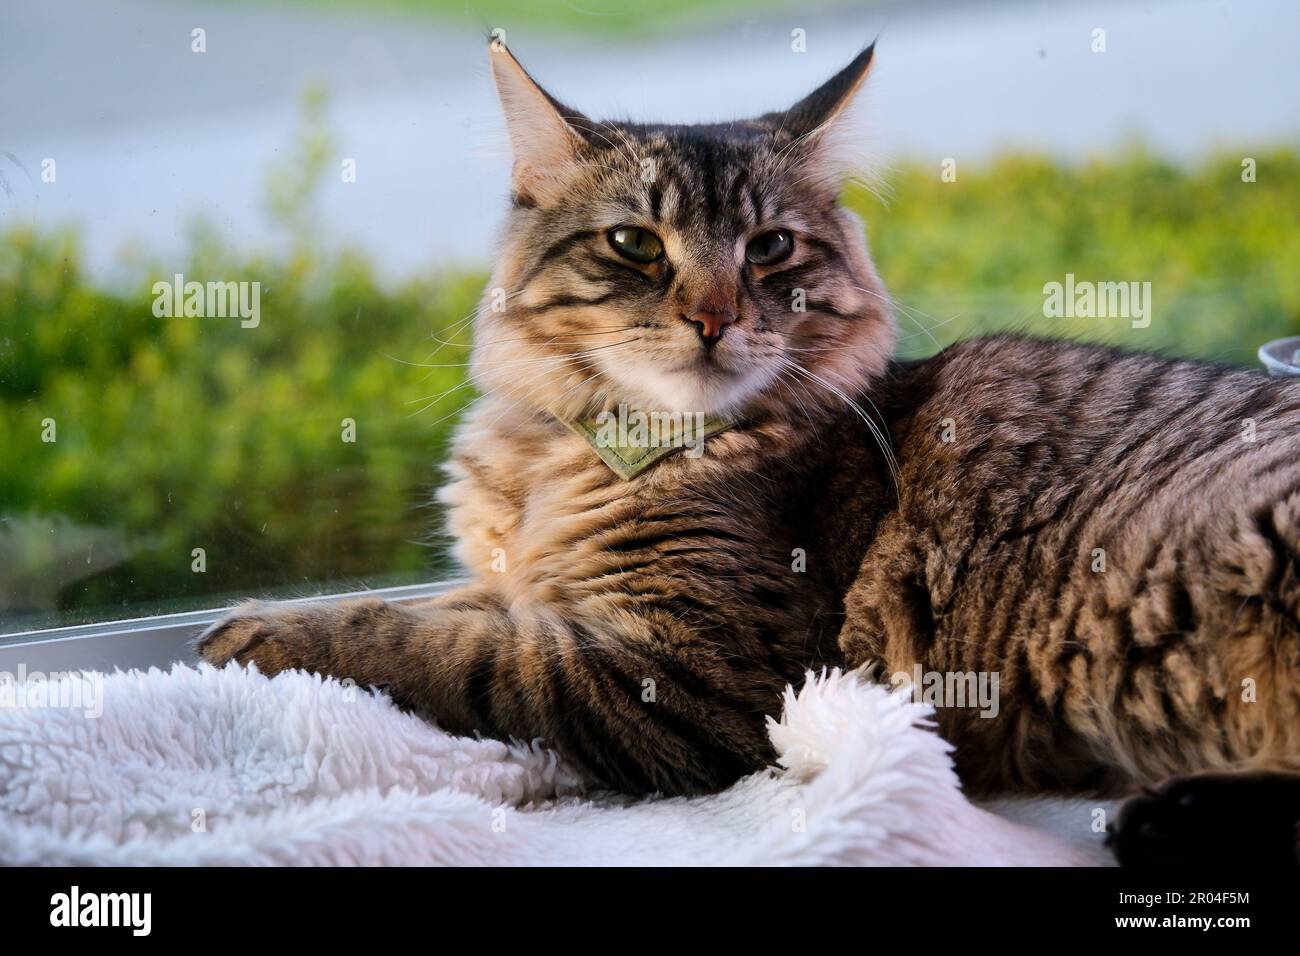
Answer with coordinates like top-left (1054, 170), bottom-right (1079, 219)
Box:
top-left (3, 0), bottom-right (1297, 634)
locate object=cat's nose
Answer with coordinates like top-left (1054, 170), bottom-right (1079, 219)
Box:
top-left (683, 309), bottom-right (735, 346)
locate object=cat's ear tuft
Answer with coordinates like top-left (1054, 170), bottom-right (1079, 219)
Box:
top-left (772, 41), bottom-right (878, 187)
top-left (489, 43), bottom-right (588, 204)
top-left (784, 42), bottom-right (875, 136)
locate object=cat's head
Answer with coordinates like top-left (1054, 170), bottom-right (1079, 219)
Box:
top-left (474, 41), bottom-right (895, 422)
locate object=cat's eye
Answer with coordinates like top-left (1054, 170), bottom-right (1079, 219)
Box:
top-left (608, 226), bottom-right (663, 264)
top-left (745, 230), bottom-right (794, 266)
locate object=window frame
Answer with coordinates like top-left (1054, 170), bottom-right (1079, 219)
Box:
top-left (0, 580), bottom-right (461, 675)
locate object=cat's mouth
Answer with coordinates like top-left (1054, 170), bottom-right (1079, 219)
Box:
top-left (676, 351), bottom-right (738, 376)
top-left (600, 345), bottom-right (764, 417)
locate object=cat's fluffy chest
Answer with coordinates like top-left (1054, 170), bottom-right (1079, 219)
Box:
top-left (438, 398), bottom-right (821, 606)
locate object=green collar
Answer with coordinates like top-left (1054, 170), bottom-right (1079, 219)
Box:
top-left (561, 405), bottom-right (740, 480)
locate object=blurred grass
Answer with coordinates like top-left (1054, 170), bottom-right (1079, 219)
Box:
top-left (2, 148), bottom-right (1299, 626)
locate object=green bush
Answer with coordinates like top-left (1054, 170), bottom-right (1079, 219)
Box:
top-left (3, 149), bottom-right (1298, 626)
top-left (851, 149), bottom-right (1300, 362)
top-left (0, 230), bottom-right (481, 624)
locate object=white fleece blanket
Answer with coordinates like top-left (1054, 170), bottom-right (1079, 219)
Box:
top-left (0, 664), bottom-right (1111, 865)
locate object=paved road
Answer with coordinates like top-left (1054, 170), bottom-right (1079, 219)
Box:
top-left (2, 0), bottom-right (1297, 282)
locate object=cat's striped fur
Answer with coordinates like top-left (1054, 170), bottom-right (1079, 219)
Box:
top-left (834, 338), bottom-right (1300, 796)
top-left (199, 42), bottom-right (1300, 852)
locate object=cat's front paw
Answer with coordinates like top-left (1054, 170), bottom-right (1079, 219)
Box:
top-left (196, 601), bottom-right (321, 676)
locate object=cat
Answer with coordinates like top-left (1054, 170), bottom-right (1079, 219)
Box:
top-left (834, 337), bottom-right (1300, 864)
top-left (198, 41), bottom-right (1300, 862)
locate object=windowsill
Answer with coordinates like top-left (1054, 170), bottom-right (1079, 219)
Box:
top-left (0, 580), bottom-right (462, 675)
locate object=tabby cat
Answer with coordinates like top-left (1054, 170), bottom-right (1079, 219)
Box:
top-left (199, 42), bottom-right (1300, 862)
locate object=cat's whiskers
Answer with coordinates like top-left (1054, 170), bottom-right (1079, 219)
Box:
top-left (403, 378), bottom-right (480, 420)
top-left (487, 342), bottom-right (644, 440)
top-left (506, 361), bottom-right (608, 432)
top-left (473, 327), bottom-right (638, 350)
top-left (783, 358), bottom-right (901, 501)
top-left (421, 290), bottom-right (528, 360)
top-left (475, 336), bottom-right (643, 419)
top-left (398, 335), bottom-right (643, 373)
top-left (850, 284), bottom-right (966, 350)
top-left (373, 303), bottom-right (483, 386)
top-left (779, 374), bottom-right (819, 432)
top-left (409, 352), bottom-right (580, 428)
top-left (771, 362), bottom-right (826, 443)
top-left (416, 285), bottom-right (635, 372)
top-left (405, 339), bottom-right (640, 425)
top-left (783, 344), bottom-right (860, 354)
top-left (895, 313), bottom-right (966, 343)
top-left (378, 292), bottom-right (528, 389)
top-left (390, 333), bottom-right (629, 374)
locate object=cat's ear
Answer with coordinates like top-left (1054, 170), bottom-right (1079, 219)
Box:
top-left (489, 42), bottom-right (589, 204)
top-left (772, 42), bottom-right (877, 185)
